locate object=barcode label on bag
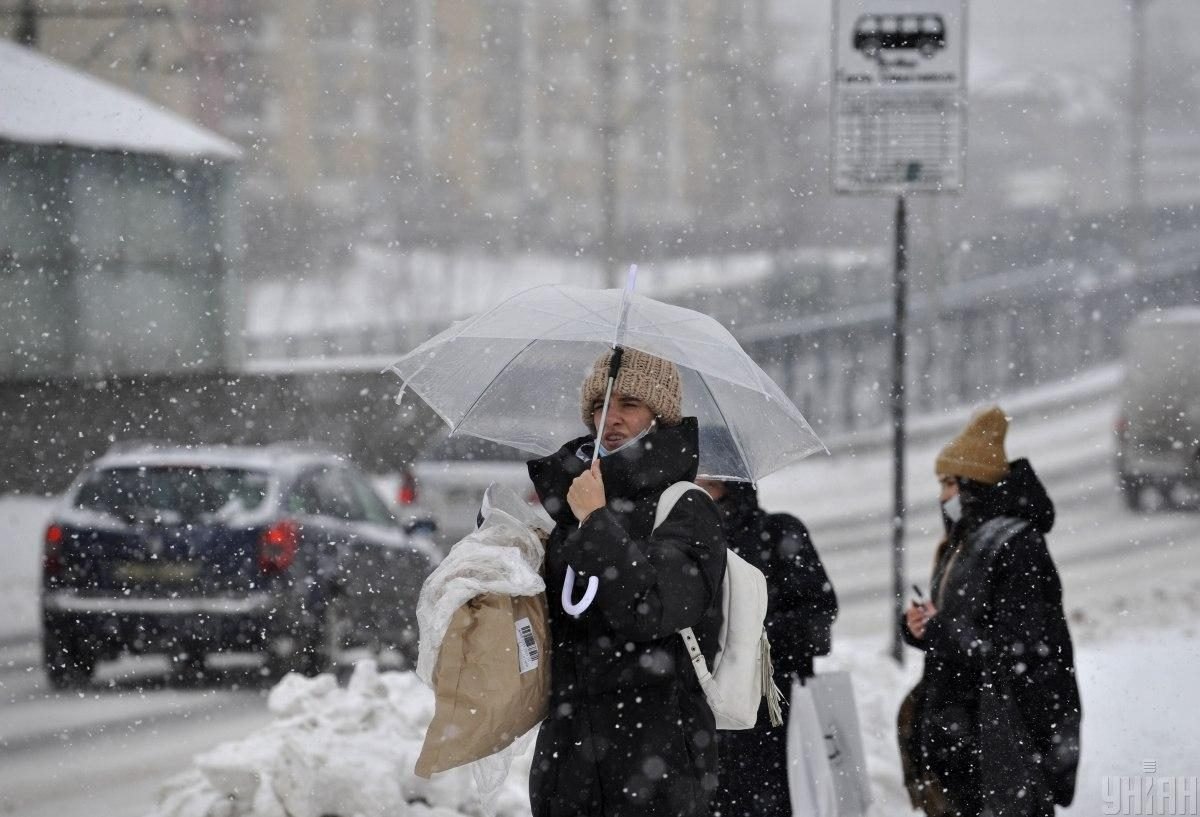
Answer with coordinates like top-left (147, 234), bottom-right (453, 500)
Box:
top-left (515, 617), bottom-right (539, 674)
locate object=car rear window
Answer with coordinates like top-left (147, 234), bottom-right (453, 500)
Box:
top-left (75, 466), bottom-right (271, 524)
top-left (420, 436), bottom-right (529, 463)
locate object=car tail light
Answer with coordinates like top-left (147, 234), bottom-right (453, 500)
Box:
top-left (398, 470), bottom-right (418, 506)
top-left (259, 520), bottom-right (299, 574)
top-left (1115, 416), bottom-right (1129, 438)
top-left (44, 524), bottom-right (64, 577)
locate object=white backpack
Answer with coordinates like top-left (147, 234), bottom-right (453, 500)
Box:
top-left (654, 481), bottom-right (785, 730)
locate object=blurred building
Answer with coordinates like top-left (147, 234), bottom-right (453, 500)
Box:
top-left (0, 39), bottom-right (241, 377)
top-left (8, 0), bottom-right (1200, 284)
top-left (2, 0), bottom-right (793, 274)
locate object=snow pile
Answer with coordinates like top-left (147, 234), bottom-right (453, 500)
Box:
top-left (148, 661), bottom-right (531, 817)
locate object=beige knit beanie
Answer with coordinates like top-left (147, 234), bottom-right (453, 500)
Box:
top-left (580, 348), bottom-right (683, 430)
top-left (935, 405), bottom-right (1010, 485)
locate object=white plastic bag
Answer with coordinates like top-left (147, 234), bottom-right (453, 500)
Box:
top-left (415, 483), bottom-right (550, 686)
top-left (414, 483), bottom-right (552, 813)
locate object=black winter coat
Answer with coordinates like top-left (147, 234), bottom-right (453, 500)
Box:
top-left (527, 417), bottom-right (727, 817)
top-left (711, 482), bottom-right (837, 817)
top-left (899, 459), bottom-right (1081, 817)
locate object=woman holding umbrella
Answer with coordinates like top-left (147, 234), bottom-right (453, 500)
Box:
top-left (390, 280), bottom-right (826, 814)
top-left (525, 348), bottom-right (728, 817)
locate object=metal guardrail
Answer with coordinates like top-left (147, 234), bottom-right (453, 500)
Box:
top-left (743, 239), bottom-right (1200, 434)
top-left (242, 231), bottom-right (1200, 437)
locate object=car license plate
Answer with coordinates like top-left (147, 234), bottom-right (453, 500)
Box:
top-left (114, 561), bottom-right (200, 583)
top-left (446, 487), bottom-right (477, 505)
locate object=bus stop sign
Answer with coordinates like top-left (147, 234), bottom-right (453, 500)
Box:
top-left (832, 0), bottom-right (967, 193)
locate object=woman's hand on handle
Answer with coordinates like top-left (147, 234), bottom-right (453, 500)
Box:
top-left (567, 458), bottom-right (607, 523)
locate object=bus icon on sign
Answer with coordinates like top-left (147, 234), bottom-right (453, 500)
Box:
top-left (853, 13), bottom-right (946, 59)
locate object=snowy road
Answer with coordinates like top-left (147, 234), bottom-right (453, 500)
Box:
top-left (2, 386), bottom-right (1199, 817)
top-left (0, 647), bottom-right (273, 817)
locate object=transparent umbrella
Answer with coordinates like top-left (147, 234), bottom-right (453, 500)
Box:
top-left (388, 282), bottom-right (825, 482)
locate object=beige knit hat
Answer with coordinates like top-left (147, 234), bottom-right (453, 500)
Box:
top-left (580, 348), bottom-right (683, 430)
top-left (935, 405), bottom-right (1010, 485)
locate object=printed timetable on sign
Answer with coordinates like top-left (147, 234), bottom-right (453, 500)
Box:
top-left (831, 0), bottom-right (968, 194)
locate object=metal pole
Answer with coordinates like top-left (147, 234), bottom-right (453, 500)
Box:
top-left (1128, 0), bottom-right (1148, 275)
top-left (15, 0), bottom-right (38, 46)
top-left (595, 0), bottom-right (619, 288)
top-left (891, 193), bottom-right (908, 664)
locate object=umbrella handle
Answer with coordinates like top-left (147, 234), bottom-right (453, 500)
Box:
top-left (561, 566), bottom-right (599, 617)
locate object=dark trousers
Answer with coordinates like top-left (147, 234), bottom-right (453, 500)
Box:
top-left (711, 698), bottom-right (790, 817)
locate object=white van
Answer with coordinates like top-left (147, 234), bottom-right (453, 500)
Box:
top-left (1115, 307), bottom-right (1200, 510)
top-left (404, 435), bottom-right (542, 547)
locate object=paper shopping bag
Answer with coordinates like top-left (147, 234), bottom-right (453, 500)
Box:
top-left (809, 671), bottom-right (873, 817)
top-left (788, 678), bottom-right (839, 817)
top-left (414, 592), bottom-right (550, 777)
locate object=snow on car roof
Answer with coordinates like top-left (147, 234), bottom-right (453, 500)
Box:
top-left (0, 40), bottom-right (240, 162)
top-left (93, 444), bottom-right (341, 473)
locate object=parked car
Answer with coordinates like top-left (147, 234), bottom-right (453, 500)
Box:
top-left (41, 443), bottom-right (439, 688)
top-left (1115, 307), bottom-right (1200, 511)
top-left (397, 435), bottom-right (545, 547)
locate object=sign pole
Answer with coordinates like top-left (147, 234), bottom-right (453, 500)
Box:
top-left (891, 193), bottom-right (908, 664)
top-left (831, 0), bottom-right (966, 664)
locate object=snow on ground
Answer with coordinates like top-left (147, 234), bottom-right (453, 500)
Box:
top-left (136, 580), bottom-right (1200, 817)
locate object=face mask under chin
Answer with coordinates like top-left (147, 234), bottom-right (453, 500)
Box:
top-left (597, 419), bottom-right (657, 458)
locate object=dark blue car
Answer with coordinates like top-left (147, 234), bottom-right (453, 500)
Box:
top-left (41, 443), bottom-right (439, 688)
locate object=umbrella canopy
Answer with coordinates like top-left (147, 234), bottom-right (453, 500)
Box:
top-left (389, 284), bottom-right (824, 481)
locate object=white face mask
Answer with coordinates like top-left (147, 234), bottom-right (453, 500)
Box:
top-left (597, 419), bottom-right (657, 458)
top-left (942, 493), bottom-right (963, 524)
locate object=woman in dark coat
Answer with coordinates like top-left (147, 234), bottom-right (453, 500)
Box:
top-left (700, 479), bottom-right (838, 817)
top-left (527, 348), bottom-right (727, 817)
top-left (900, 406), bottom-right (1082, 817)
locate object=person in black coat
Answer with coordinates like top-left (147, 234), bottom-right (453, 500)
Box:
top-left (899, 406), bottom-right (1081, 817)
top-left (526, 348), bottom-right (728, 817)
top-left (698, 478), bottom-right (838, 817)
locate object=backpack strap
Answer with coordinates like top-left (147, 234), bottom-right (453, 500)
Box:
top-left (679, 627), bottom-right (714, 683)
top-left (976, 516), bottom-right (1030, 549)
top-left (653, 481), bottom-right (720, 686)
top-left (654, 481), bottom-right (704, 531)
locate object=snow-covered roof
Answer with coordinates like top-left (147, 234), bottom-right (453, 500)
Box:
top-left (0, 40), bottom-right (241, 162)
